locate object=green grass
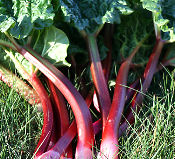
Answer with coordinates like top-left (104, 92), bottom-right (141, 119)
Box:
top-left (0, 80), bottom-right (42, 159)
top-left (119, 71), bottom-right (175, 159)
top-left (0, 71), bottom-right (174, 159)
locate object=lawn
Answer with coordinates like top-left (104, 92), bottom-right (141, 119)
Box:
top-left (0, 70), bottom-right (174, 159)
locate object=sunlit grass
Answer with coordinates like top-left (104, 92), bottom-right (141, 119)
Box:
top-left (119, 71), bottom-right (175, 159)
top-left (0, 70), bottom-right (174, 159)
top-left (0, 80), bottom-right (42, 159)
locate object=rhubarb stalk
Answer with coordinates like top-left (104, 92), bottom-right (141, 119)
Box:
top-left (99, 45), bottom-right (141, 159)
top-left (29, 74), bottom-right (53, 157)
top-left (93, 24), bottom-right (113, 113)
top-left (14, 46), bottom-right (94, 159)
top-left (86, 34), bottom-right (111, 128)
top-left (47, 79), bottom-right (72, 158)
top-left (119, 39), bottom-right (164, 136)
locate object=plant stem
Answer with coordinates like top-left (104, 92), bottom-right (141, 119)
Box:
top-left (36, 87), bottom-right (103, 158)
top-left (5, 35), bottom-right (94, 158)
top-left (29, 73), bottom-right (53, 157)
top-left (119, 39), bottom-right (164, 136)
top-left (86, 34), bottom-right (111, 129)
top-left (0, 39), bottom-right (17, 51)
top-left (99, 44), bottom-right (141, 159)
top-left (42, 119), bottom-right (102, 158)
top-left (47, 79), bottom-right (72, 158)
top-left (1, 35), bottom-right (54, 156)
top-left (17, 47), bottom-right (94, 159)
top-left (93, 24), bottom-right (114, 112)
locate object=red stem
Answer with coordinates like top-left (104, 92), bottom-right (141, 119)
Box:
top-left (46, 98), bottom-right (61, 151)
top-left (39, 89), bottom-right (103, 158)
top-left (47, 79), bottom-right (72, 158)
top-left (93, 24), bottom-right (113, 113)
top-left (29, 74), bottom-right (53, 157)
top-left (86, 35), bottom-right (111, 129)
top-left (41, 120), bottom-right (102, 159)
top-left (99, 45), bottom-right (140, 159)
top-left (119, 39), bottom-right (164, 136)
top-left (16, 47), bottom-right (94, 158)
top-left (41, 90), bottom-right (93, 156)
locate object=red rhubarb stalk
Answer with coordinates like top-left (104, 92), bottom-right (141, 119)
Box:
top-left (46, 99), bottom-right (61, 151)
top-left (29, 74), bottom-right (53, 157)
top-left (99, 45), bottom-right (141, 159)
top-left (93, 24), bottom-right (113, 113)
top-left (119, 39), bottom-right (164, 135)
top-left (86, 34), bottom-right (111, 128)
top-left (42, 90), bottom-right (93, 157)
top-left (0, 43), bottom-right (53, 157)
top-left (39, 89), bottom-right (102, 158)
top-left (47, 79), bottom-right (72, 158)
top-left (40, 120), bottom-right (102, 159)
top-left (14, 46), bottom-right (94, 159)
top-left (6, 34), bottom-right (95, 157)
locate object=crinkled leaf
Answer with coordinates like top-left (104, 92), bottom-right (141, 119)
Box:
top-left (140, 0), bottom-right (161, 12)
top-left (114, 8), bottom-right (154, 64)
top-left (141, 0), bottom-right (175, 42)
top-left (12, 0), bottom-right (54, 30)
top-left (0, 1), bottom-right (15, 32)
top-left (60, 0), bottom-right (133, 33)
top-left (0, 0), bottom-right (55, 39)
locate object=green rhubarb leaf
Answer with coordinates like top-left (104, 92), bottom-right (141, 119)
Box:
top-left (42, 26), bottom-right (70, 66)
top-left (0, 48), bottom-right (16, 72)
top-left (114, 8), bottom-right (154, 64)
top-left (140, 0), bottom-right (160, 12)
top-left (60, 0), bottom-right (133, 34)
top-left (0, 1), bottom-right (15, 32)
top-left (140, 0), bottom-right (175, 42)
top-left (0, 0), bottom-right (55, 39)
top-left (13, 26), bottom-right (70, 75)
top-left (14, 52), bottom-right (32, 75)
top-left (163, 43), bottom-right (175, 66)
top-left (32, 26), bottom-right (70, 67)
top-left (0, 33), bottom-right (16, 71)
top-left (12, 0), bottom-right (54, 30)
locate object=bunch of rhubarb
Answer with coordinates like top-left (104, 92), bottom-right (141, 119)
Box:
top-left (0, 0), bottom-right (175, 158)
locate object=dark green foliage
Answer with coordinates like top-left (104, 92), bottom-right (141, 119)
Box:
top-left (60, 0), bottom-right (133, 33)
top-left (141, 0), bottom-right (175, 42)
top-left (114, 8), bottom-right (154, 64)
top-left (0, 0), bottom-right (54, 39)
